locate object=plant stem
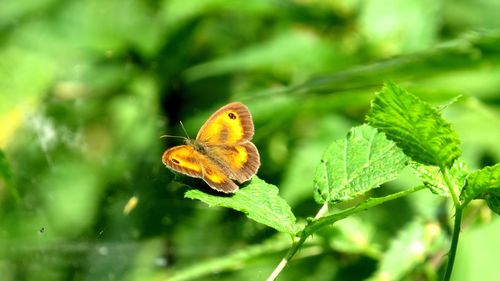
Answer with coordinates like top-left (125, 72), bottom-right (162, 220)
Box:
top-left (266, 185), bottom-right (426, 280)
top-left (440, 165), bottom-right (463, 281)
top-left (168, 235), bottom-right (293, 281)
top-left (267, 202), bottom-right (329, 281)
top-left (266, 235), bottom-right (307, 281)
top-left (440, 166), bottom-right (460, 207)
top-left (306, 185), bottom-right (425, 235)
top-left (314, 203), bottom-right (329, 219)
top-left (443, 206), bottom-right (463, 281)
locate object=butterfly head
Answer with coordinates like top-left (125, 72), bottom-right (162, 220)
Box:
top-left (186, 138), bottom-right (206, 153)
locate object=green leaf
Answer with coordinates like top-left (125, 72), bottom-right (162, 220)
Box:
top-left (460, 163), bottom-right (500, 210)
top-left (184, 30), bottom-right (340, 81)
top-left (413, 160), bottom-right (468, 197)
top-left (367, 82), bottom-right (461, 168)
top-left (360, 0), bottom-right (440, 54)
top-left (0, 150), bottom-right (20, 203)
top-left (314, 125), bottom-right (408, 204)
top-left (185, 177), bottom-right (299, 235)
top-left (486, 189), bottom-right (500, 215)
top-left (165, 234), bottom-right (292, 281)
top-left (0, 150), bottom-right (13, 184)
top-left (0, 47), bottom-right (56, 116)
top-left (328, 217), bottom-right (377, 256)
top-left (367, 220), bottom-right (445, 281)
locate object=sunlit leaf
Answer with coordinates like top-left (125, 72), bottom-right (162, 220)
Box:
top-left (413, 160), bottom-right (468, 197)
top-left (446, 97), bottom-right (500, 167)
top-left (184, 30), bottom-right (340, 81)
top-left (280, 115), bottom-right (353, 207)
top-left (0, 0), bottom-right (56, 25)
top-left (40, 161), bottom-right (102, 235)
top-left (327, 217), bottom-right (377, 256)
top-left (185, 177), bottom-right (299, 234)
top-left (367, 221), bottom-right (444, 281)
top-left (486, 189), bottom-right (500, 215)
top-left (162, 234), bottom-right (292, 281)
top-left (460, 163), bottom-right (500, 212)
top-left (289, 32), bottom-right (500, 96)
top-left (367, 82), bottom-right (461, 168)
top-left (314, 125), bottom-right (408, 204)
top-left (360, 0), bottom-right (440, 54)
top-left (0, 47), bottom-right (56, 116)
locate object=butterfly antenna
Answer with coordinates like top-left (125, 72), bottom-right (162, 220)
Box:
top-left (159, 135), bottom-right (186, 140)
top-left (179, 121), bottom-right (191, 139)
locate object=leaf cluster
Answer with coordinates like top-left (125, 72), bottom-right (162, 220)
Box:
top-left (188, 82), bottom-right (500, 280)
top-left (1, 1), bottom-right (500, 281)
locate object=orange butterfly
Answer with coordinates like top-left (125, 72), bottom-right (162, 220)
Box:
top-left (162, 102), bottom-right (260, 193)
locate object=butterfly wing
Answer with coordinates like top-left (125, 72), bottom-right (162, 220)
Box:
top-left (162, 145), bottom-right (239, 193)
top-left (206, 142), bottom-right (260, 183)
top-left (162, 102), bottom-right (259, 193)
top-left (196, 102), bottom-right (260, 183)
top-left (196, 102), bottom-right (254, 144)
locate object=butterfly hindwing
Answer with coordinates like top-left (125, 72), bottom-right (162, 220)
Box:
top-left (198, 157), bottom-right (239, 193)
top-left (206, 142), bottom-right (260, 183)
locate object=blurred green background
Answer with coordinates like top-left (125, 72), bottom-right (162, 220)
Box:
top-left (1, 0), bottom-right (500, 280)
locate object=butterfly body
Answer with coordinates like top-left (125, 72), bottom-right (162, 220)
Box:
top-left (162, 102), bottom-right (260, 193)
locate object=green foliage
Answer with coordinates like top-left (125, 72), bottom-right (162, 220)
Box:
top-left (0, 150), bottom-right (20, 202)
top-left (314, 125), bottom-right (408, 203)
top-left (367, 82), bottom-right (462, 168)
top-left (486, 189), bottom-right (500, 215)
top-left (413, 160), bottom-right (468, 197)
top-left (360, 0), bottom-right (440, 54)
top-left (164, 234), bottom-right (293, 281)
top-left (185, 177), bottom-right (299, 235)
top-left (368, 221), bottom-right (442, 281)
top-left (0, 150), bottom-right (12, 186)
top-left (1, 0), bottom-right (500, 280)
top-left (0, 47), bottom-right (56, 115)
top-left (460, 163), bottom-right (500, 212)
top-left (327, 217), bottom-right (378, 256)
top-left (367, 220), bottom-right (446, 281)
top-left (452, 219), bottom-right (500, 281)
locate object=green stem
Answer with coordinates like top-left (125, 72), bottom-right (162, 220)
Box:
top-left (314, 202), bottom-right (329, 219)
top-left (168, 235), bottom-right (293, 281)
top-left (443, 206), bottom-right (463, 281)
top-left (267, 202), bottom-right (329, 281)
top-left (266, 185), bottom-right (426, 280)
top-left (440, 166), bottom-right (460, 207)
top-left (440, 165), bottom-right (463, 281)
top-left (266, 235), bottom-right (308, 281)
top-left (306, 185), bottom-right (425, 235)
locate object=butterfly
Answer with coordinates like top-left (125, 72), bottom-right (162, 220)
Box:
top-left (162, 102), bottom-right (260, 193)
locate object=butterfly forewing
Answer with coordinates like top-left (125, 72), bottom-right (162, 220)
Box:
top-left (196, 102), bottom-right (254, 145)
top-left (162, 145), bottom-right (203, 178)
top-left (162, 145), bottom-right (239, 193)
